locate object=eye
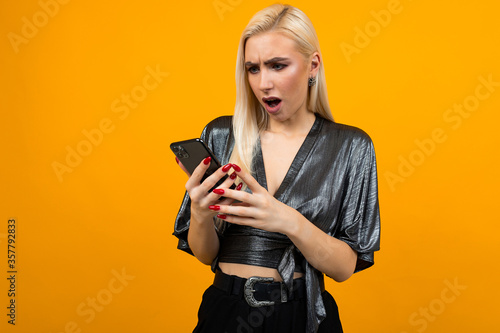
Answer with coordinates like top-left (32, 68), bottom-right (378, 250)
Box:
top-left (272, 63), bottom-right (287, 70)
top-left (247, 66), bottom-right (259, 74)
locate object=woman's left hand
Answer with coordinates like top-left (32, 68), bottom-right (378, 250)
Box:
top-left (212, 164), bottom-right (358, 282)
top-left (208, 164), bottom-right (300, 235)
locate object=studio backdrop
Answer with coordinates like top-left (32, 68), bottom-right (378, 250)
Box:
top-left (1, 0), bottom-right (499, 332)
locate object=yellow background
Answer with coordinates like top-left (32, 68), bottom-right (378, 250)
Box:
top-left (1, 0), bottom-right (499, 332)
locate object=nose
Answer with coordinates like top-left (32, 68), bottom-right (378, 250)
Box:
top-left (259, 69), bottom-right (273, 92)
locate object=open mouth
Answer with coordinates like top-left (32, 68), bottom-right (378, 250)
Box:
top-left (263, 97), bottom-right (281, 109)
top-left (264, 98), bottom-right (281, 108)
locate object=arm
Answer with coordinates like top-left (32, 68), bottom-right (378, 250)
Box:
top-left (210, 166), bottom-right (357, 282)
top-left (178, 158), bottom-right (237, 265)
top-left (187, 208), bottom-right (220, 265)
top-left (285, 209), bottom-right (357, 282)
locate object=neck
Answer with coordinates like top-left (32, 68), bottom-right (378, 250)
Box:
top-left (267, 110), bottom-right (316, 136)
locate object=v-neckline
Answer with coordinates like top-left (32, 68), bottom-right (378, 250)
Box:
top-left (254, 114), bottom-right (323, 200)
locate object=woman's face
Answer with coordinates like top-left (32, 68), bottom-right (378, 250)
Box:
top-left (244, 32), bottom-right (319, 124)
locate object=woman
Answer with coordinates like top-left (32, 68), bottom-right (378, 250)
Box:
top-left (174, 4), bottom-right (380, 332)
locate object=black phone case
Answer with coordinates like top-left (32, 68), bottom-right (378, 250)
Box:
top-left (170, 138), bottom-right (222, 182)
top-left (170, 138), bottom-right (236, 193)
top-left (171, 138), bottom-right (237, 196)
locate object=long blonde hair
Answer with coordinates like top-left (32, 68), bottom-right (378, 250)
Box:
top-left (230, 4), bottom-right (333, 174)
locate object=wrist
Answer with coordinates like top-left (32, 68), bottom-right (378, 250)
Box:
top-left (191, 210), bottom-right (215, 228)
top-left (283, 208), bottom-right (305, 239)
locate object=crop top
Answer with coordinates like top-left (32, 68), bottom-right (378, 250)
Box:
top-left (173, 114), bottom-right (380, 333)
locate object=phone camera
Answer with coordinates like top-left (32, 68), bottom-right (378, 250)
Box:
top-left (173, 145), bottom-right (189, 159)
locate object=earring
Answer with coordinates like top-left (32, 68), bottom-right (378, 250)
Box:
top-left (308, 76), bottom-right (316, 87)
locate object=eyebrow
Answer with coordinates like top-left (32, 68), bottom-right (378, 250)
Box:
top-left (245, 57), bottom-right (290, 67)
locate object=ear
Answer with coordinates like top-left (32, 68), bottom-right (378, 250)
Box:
top-left (309, 52), bottom-right (321, 77)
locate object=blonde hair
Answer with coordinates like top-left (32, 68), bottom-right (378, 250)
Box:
top-left (230, 4), bottom-right (333, 174)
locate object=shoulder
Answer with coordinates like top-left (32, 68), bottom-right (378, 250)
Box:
top-left (203, 116), bottom-right (233, 132)
top-left (320, 117), bottom-right (374, 147)
top-left (201, 116), bottom-right (234, 155)
top-left (201, 116), bottom-right (233, 140)
top-left (319, 118), bottom-right (378, 177)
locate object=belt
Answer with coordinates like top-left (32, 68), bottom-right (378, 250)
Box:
top-left (213, 270), bottom-right (309, 307)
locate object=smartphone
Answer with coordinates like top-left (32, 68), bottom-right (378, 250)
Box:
top-left (171, 138), bottom-right (235, 194)
top-left (170, 138), bottom-right (221, 180)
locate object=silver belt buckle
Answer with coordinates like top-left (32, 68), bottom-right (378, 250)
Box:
top-left (243, 276), bottom-right (288, 307)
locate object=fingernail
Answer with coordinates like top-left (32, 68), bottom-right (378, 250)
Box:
top-left (236, 183), bottom-right (243, 191)
top-left (175, 156), bottom-right (179, 164)
top-left (209, 205), bottom-right (220, 211)
top-left (222, 164), bottom-right (232, 172)
top-left (217, 214), bottom-right (227, 220)
top-left (213, 189), bottom-right (225, 195)
top-left (230, 172), bottom-right (237, 180)
top-left (203, 157), bottom-right (211, 165)
top-left (232, 164), bottom-right (241, 172)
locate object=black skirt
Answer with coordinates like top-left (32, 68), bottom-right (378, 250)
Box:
top-left (193, 283), bottom-right (343, 333)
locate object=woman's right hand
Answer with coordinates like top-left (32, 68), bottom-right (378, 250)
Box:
top-left (178, 157), bottom-right (239, 222)
top-left (176, 156), bottom-right (240, 264)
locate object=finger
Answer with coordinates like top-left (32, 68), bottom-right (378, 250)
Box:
top-left (217, 203), bottom-right (256, 218)
top-left (231, 164), bottom-right (264, 194)
top-left (208, 204), bottom-right (255, 217)
top-left (207, 200), bottom-right (249, 215)
top-left (185, 157), bottom-right (213, 190)
top-left (209, 173), bottom-right (238, 205)
top-left (215, 214), bottom-right (255, 227)
top-left (217, 197), bottom-right (235, 206)
top-left (221, 171), bottom-right (238, 189)
top-left (200, 163), bottom-right (233, 193)
top-left (208, 187), bottom-right (255, 206)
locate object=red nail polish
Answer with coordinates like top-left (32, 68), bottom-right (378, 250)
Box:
top-left (230, 173), bottom-right (237, 180)
top-left (209, 205), bottom-right (220, 211)
top-left (213, 189), bottom-right (225, 195)
top-left (236, 183), bottom-right (243, 191)
top-left (175, 156), bottom-right (179, 164)
top-left (217, 214), bottom-right (227, 220)
top-left (232, 164), bottom-right (241, 172)
top-left (203, 157), bottom-right (211, 165)
top-left (222, 164), bottom-right (232, 172)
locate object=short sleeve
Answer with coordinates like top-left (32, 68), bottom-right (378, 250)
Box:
top-left (334, 133), bottom-right (380, 273)
top-left (171, 126), bottom-right (209, 255)
top-left (173, 190), bottom-right (194, 254)
top-left (172, 116), bottom-right (233, 256)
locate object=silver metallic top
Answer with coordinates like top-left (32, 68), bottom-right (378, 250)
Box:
top-left (174, 114), bottom-right (381, 332)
